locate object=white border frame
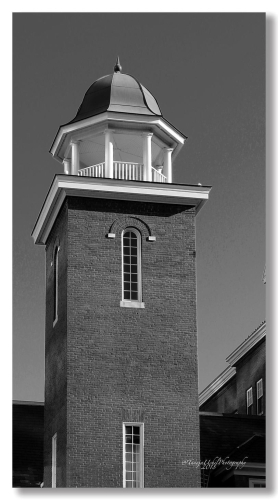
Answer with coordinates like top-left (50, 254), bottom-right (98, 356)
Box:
top-left (121, 228), bottom-right (144, 308)
top-left (123, 422), bottom-right (144, 489)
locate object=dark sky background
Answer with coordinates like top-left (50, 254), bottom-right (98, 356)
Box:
top-left (13, 13), bottom-right (265, 402)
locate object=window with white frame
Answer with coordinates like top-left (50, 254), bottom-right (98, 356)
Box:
top-left (246, 387), bottom-right (253, 415)
top-left (249, 478), bottom-right (265, 487)
top-left (52, 433), bottom-right (57, 488)
top-left (256, 378), bottom-right (264, 415)
top-left (123, 423), bottom-right (144, 488)
top-left (122, 228), bottom-right (142, 303)
top-left (53, 246), bottom-right (59, 324)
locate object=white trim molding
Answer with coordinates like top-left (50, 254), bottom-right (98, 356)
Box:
top-left (50, 112), bottom-right (186, 162)
top-left (53, 245), bottom-right (59, 326)
top-left (199, 366), bottom-right (236, 406)
top-left (120, 301), bottom-right (145, 309)
top-left (226, 321), bottom-right (266, 367)
top-left (52, 433), bottom-right (57, 488)
top-left (32, 176), bottom-right (211, 245)
top-left (121, 227), bottom-right (142, 305)
top-left (256, 378), bottom-right (264, 415)
top-left (13, 400), bottom-right (44, 406)
top-left (123, 422), bottom-right (144, 488)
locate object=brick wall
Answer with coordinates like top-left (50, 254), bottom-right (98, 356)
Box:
top-left (45, 195), bottom-right (201, 487)
top-left (200, 376), bottom-right (237, 413)
top-left (44, 202), bottom-right (68, 487)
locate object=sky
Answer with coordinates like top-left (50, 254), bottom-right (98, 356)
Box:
top-left (13, 13), bottom-right (265, 401)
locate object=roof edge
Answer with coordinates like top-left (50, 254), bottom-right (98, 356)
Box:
top-left (199, 366), bottom-right (236, 406)
top-left (32, 175), bottom-right (211, 245)
top-left (13, 400), bottom-right (44, 406)
top-left (226, 321), bottom-right (266, 367)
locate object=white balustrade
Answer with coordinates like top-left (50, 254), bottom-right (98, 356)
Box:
top-left (78, 162), bottom-right (105, 178)
top-left (78, 162), bottom-right (166, 183)
top-left (113, 162), bottom-right (143, 181)
top-left (151, 167), bottom-right (166, 183)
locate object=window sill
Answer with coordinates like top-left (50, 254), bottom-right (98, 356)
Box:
top-left (120, 301), bottom-right (145, 309)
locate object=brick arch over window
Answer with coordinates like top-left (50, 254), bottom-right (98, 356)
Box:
top-left (108, 217), bottom-right (153, 240)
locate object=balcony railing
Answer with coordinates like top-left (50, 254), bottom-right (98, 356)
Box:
top-left (78, 163), bottom-right (105, 178)
top-left (114, 162), bottom-right (143, 181)
top-left (78, 162), bottom-right (167, 183)
top-left (151, 166), bottom-right (166, 183)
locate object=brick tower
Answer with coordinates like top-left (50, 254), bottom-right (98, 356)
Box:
top-left (32, 58), bottom-right (210, 488)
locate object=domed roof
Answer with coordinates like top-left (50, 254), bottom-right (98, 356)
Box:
top-left (68, 62), bottom-right (162, 124)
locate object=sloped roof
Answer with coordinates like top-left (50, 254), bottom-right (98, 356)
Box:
top-left (67, 71), bottom-right (162, 125)
top-left (226, 320), bottom-right (266, 367)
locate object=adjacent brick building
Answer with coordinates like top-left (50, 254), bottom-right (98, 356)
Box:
top-left (32, 60), bottom-right (211, 487)
top-left (199, 321), bottom-right (266, 416)
top-left (199, 321), bottom-right (266, 487)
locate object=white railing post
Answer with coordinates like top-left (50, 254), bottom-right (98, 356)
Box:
top-left (143, 133), bottom-right (153, 182)
top-left (78, 162), bottom-right (146, 181)
top-left (63, 158), bottom-right (71, 175)
top-left (163, 148), bottom-right (173, 183)
top-left (71, 141), bottom-right (80, 175)
top-left (105, 129), bottom-right (114, 178)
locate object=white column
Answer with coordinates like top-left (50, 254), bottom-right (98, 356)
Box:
top-left (163, 148), bottom-right (173, 183)
top-left (143, 133), bottom-right (153, 182)
top-left (71, 141), bottom-right (80, 175)
top-left (105, 129), bottom-right (114, 178)
top-left (63, 158), bottom-right (70, 175)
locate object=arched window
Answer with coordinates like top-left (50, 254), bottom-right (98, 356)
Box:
top-left (53, 246), bottom-right (59, 324)
top-left (122, 228), bottom-right (142, 304)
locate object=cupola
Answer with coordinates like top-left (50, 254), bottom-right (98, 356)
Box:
top-left (50, 58), bottom-right (187, 183)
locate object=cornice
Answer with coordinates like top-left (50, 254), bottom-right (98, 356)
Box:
top-left (32, 175), bottom-right (211, 245)
top-left (50, 112), bottom-right (186, 161)
top-left (13, 400), bottom-right (44, 406)
top-left (226, 321), bottom-right (266, 367)
top-left (199, 366), bottom-right (236, 406)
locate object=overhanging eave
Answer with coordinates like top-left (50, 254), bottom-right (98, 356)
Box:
top-left (32, 175), bottom-right (211, 245)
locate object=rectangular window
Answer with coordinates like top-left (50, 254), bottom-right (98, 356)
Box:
top-left (53, 246), bottom-right (59, 325)
top-left (52, 433), bottom-right (57, 488)
top-left (246, 387), bottom-right (253, 415)
top-left (123, 423), bottom-right (144, 488)
top-left (256, 378), bottom-right (264, 415)
top-left (122, 230), bottom-right (141, 301)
